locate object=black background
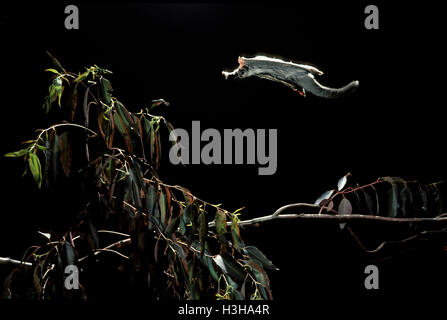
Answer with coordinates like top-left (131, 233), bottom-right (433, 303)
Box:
top-left (1, 0), bottom-right (446, 312)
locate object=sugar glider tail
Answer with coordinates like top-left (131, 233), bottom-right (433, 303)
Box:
top-left (302, 76), bottom-right (360, 99)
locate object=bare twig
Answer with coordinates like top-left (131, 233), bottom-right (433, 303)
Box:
top-left (0, 257), bottom-right (32, 267)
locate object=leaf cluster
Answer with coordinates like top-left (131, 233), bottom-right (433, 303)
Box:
top-left (3, 55), bottom-right (276, 300)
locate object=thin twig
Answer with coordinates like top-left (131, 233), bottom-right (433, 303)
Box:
top-left (77, 238), bottom-right (132, 263)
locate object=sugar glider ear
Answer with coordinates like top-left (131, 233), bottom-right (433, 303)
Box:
top-left (238, 56), bottom-right (245, 68)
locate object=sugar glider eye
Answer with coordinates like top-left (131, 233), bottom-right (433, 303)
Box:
top-left (239, 65), bottom-right (248, 74)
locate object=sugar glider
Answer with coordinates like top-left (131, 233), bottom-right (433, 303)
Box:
top-left (223, 55), bottom-right (359, 98)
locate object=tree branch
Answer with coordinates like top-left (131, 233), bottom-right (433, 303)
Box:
top-left (208, 203), bottom-right (447, 228)
top-left (0, 257), bottom-right (32, 267)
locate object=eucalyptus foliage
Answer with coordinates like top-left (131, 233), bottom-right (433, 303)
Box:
top-left (3, 54), bottom-right (276, 300)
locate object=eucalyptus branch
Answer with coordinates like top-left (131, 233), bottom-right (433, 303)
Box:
top-left (30, 122), bottom-right (98, 151)
top-left (0, 257), bottom-right (32, 267)
top-left (208, 203), bottom-right (447, 228)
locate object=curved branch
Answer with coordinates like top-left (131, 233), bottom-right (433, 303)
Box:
top-left (208, 203), bottom-right (447, 228)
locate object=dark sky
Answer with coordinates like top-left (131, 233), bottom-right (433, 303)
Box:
top-left (0, 1), bottom-right (446, 304)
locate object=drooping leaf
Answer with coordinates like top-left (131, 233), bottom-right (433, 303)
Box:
top-left (67, 87), bottom-right (78, 121)
top-left (220, 253), bottom-right (245, 282)
top-left (83, 87), bottom-right (90, 127)
top-left (338, 197), bottom-right (352, 230)
top-left (326, 200), bottom-right (334, 212)
top-left (113, 111), bottom-right (133, 153)
top-left (45, 68), bottom-right (61, 75)
top-left (170, 242), bottom-right (188, 273)
top-left (58, 132), bottom-right (72, 177)
top-left (159, 190), bottom-right (167, 227)
top-left (127, 165), bottom-right (142, 210)
top-left (182, 203), bottom-right (193, 225)
top-left (199, 211), bottom-right (208, 252)
top-left (28, 152), bottom-right (42, 188)
top-left (150, 98), bottom-right (170, 109)
top-left (52, 77), bottom-right (63, 107)
top-left (243, 246), bottom-right (278, 270)
top-left (314, 189), bottom-right (334, 206)
top-left (43, 77), bottom-right (63, 113)
top-left (165, 215), bottom-right (180, 235)
top-left (231, 215), bottom-right (243, 250)
top-left (205, 256), bottom-right (219, 282)
top-left (361, 189), bottom-right (373, 215)
top-left (337, 173), bottom-right (350, 191)
top-left (382, 177), bottom-right (400, 218)
top-left (245, 260), bottom-right (272, 300)
top-left (399, 180), bottom-right (413, 218)
top-left (74, 70), bottom-right (90, 83)
top-left (98, 111), bottom-right (115, 149)
top-left (100, 77), bottom-right (113, 105)
top-left (46, 51), bottom-right (66, 73)
top-left (352, 190), bottom-right (362, 211)
top-left (418, 185), bottom-right (428, 214)
top-left (338, 197), bottom-right (352, 215)
top-left (213, 254), bottom-right (227, 273)
top-left (51, 133), bottom-right (60, 181)
top-left (64, 242), bottom-right (76, 266)
top-left (427, 182), bottom-right (442, 216)
top-left (4, 148), bottom-right (29, 157)
top-left (215, 208), bottom-right (227, 238)
top-left (370, 184), bottom-right (380, 216)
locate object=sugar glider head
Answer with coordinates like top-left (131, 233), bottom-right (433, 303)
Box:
top-left (222, 56), bottom-right (250, 79)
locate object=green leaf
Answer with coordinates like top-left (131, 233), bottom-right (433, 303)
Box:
top-left (46, 51), bottom-right (66, 73)
top-left (45, 68), bottom-right (61, 75)
top-left (182, 203), bottom-right (194, 226)
top-left (74, 70), bottom-right (90, 83)
top-left (28, 152), bottom-right (42, 188)
top-left (243, 246), bottom-right (278, 270)
top-left (231, 215), bottom-right (243, 250)
top-left (245, 260), bottom-right (272, 300)
top-left (42, 77), bottom-right (63, 113)
top-left (64, 242), bottom-right (76, 266)
top-left (4, 148), bottom-right (29, 157)
top-left (166, 215), bottom-right (180, 235)
top-left (113, 112), bottom-right (133, 153)
top-left (206, 256), bottom-right (219, 282)
top-left (100, 77), bottom-right (113, 105)
top-left (221, 253), bottom-right (245, 282)
top-left (215, 208), bottom-right (227, 237)
top-left (52, 77), bottom-right (63, 107)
